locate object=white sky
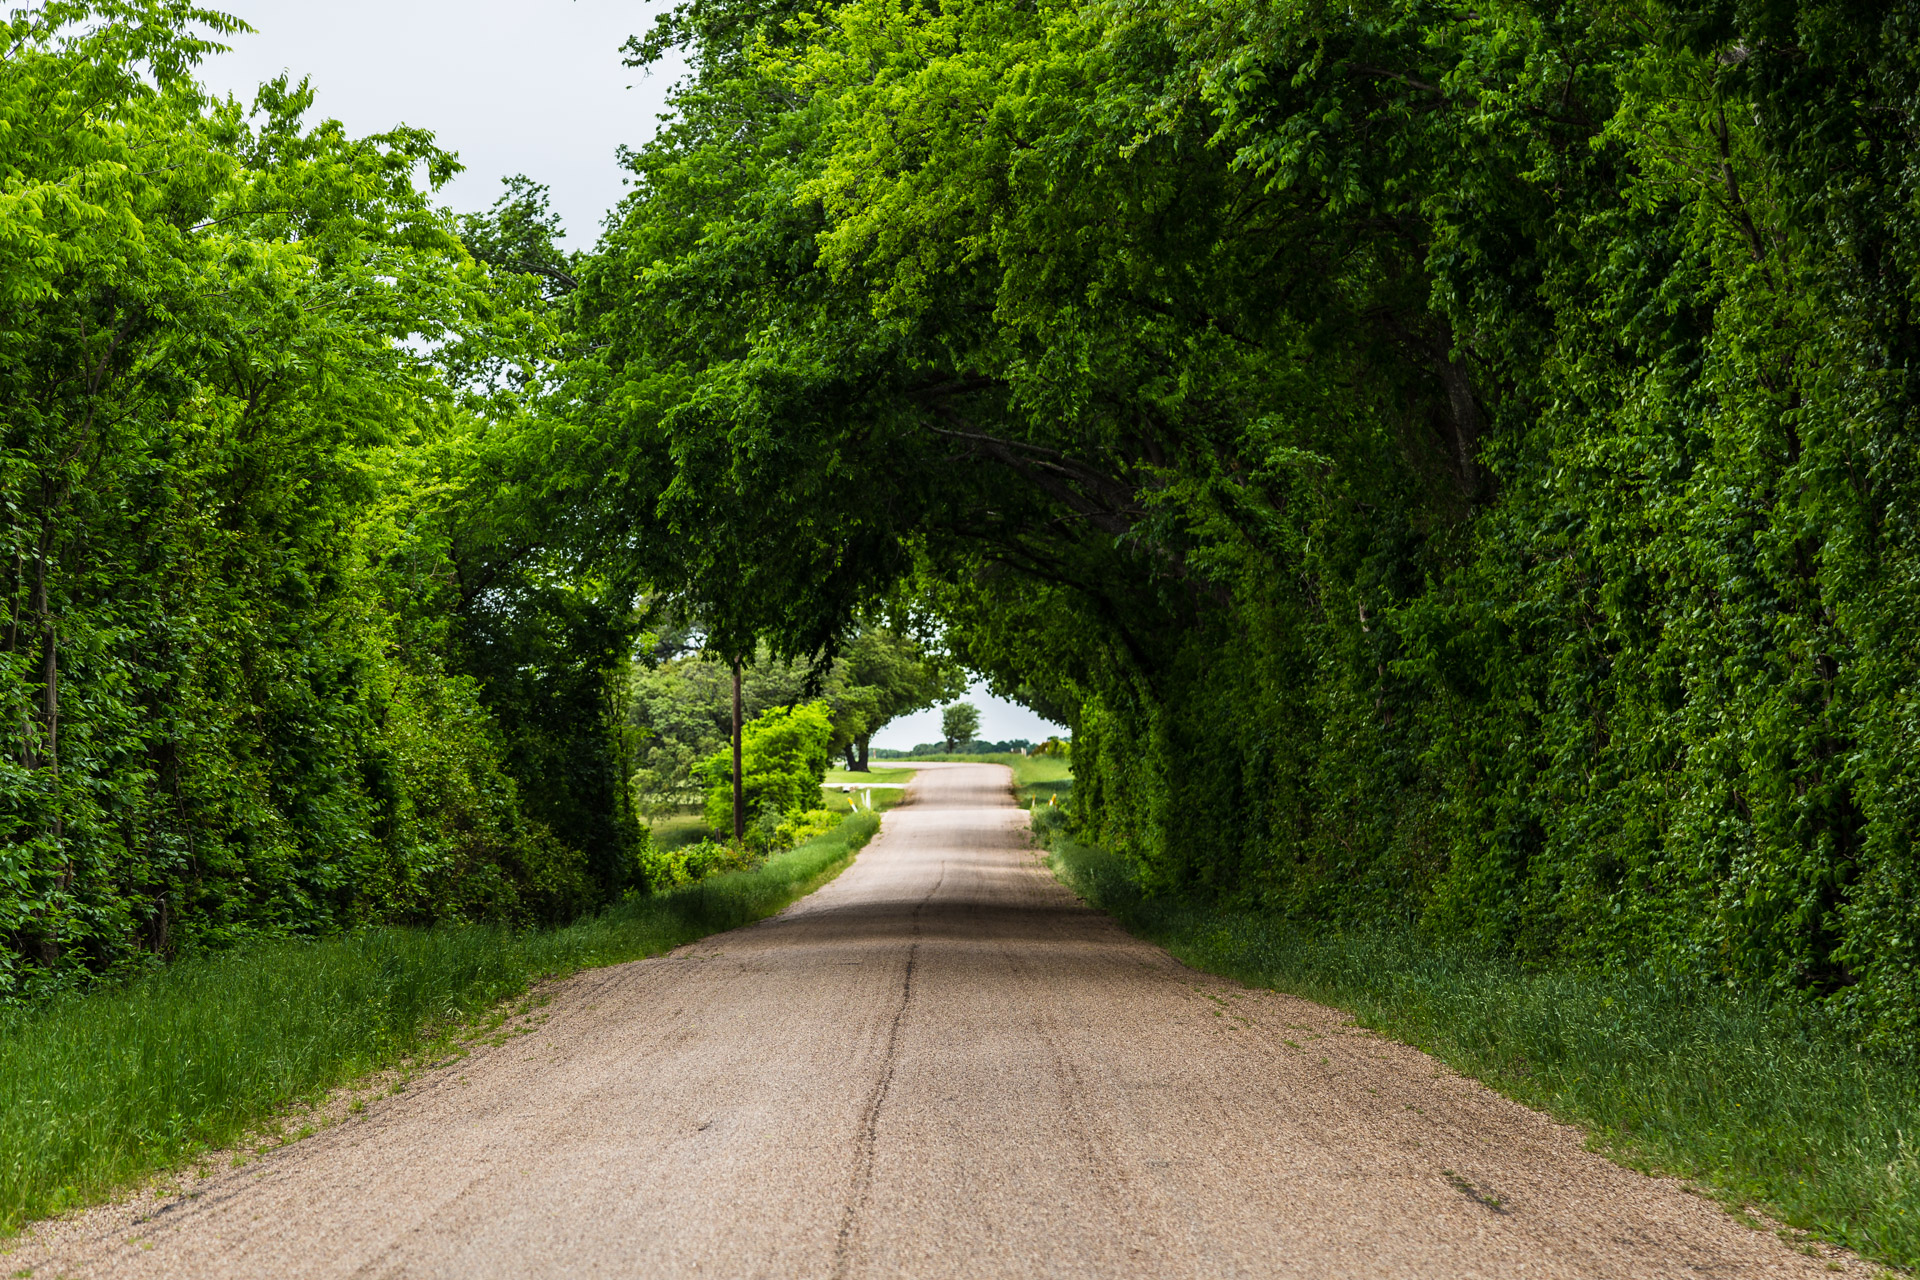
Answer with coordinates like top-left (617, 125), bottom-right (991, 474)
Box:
top-left (194, 0), bottom-right (685, 249)
top-left (194, 4), bottom-right (1070, 746)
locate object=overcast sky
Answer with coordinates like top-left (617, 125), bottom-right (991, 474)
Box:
top-left (873, 683), bottom-right (1066, 751)
top-left (195, 0), bottom-right (685, 249)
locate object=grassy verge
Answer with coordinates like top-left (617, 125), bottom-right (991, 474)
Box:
top-left (1046, 834), bottom-right (1920, 1274)
top-left (894, 752), bottom-right (1072, 806)
top-left (0, 811), bottom-right (881, 1234)
top-left (822, 766), bottom-right (916, 815)
top-left (647, 807), bottom-right (712, 851)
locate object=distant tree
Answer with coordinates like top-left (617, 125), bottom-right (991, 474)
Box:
top-left (942, 703), bottom-right (981, 753)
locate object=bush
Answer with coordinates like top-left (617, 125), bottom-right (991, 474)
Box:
top-left (773, 808), bottom-right (842, 852)
top-left (697, 702), bottom-right (834, 832)
top-left (636, 837), bottom-right (754, 891)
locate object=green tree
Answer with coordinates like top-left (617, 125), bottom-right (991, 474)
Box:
top-left (0, 1), bottom-right (620, 995)
top-left (941, 704), bottom-right (981, 754)
top-left (696, 703), bottom-right (833, 836)
top-left (582, 0), bottom-right (1920, 1053)
top-left (830, 628), bottom-right (965, 770)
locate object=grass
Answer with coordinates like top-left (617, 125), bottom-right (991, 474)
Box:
top-left (823, 765), bottom-right (917, 787)
top-left (821, 765), bottom-right (916, 816)
top-left (0, 810), bottom-right (882, 1234)
top-left (892, 752), bottom-right (1073, 806)
top-left (1045, 834), bottom-right (1920, 1274)
top-left (647, 807), bottom-right (713, 852)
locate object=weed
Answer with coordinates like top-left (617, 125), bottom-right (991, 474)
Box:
top-left (1443, 1169), bottom-right (1505, 1211)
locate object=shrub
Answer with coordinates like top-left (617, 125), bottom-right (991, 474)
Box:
top-left (697, 702), bottom-right (834, 832)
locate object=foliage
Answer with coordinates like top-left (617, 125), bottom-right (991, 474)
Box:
top-left (940, 703), bottom-right (980, 752)
top-left (627, 627), bottom-right (960, 813)
top-left (875, 738), bottom-right (1034, 757)
top-left (831, 626), bottom-right (968, 767)
top-left (1047, 834), bottom-right (1920, 1272)
top-left (0, 808), bottom-right (881, 1232)
top-left (638, 835), bottom-right (751, 889)
top-left (772, 807), bottom-right (841, 851)
top-left (696, 701), bottom-right (834, 834)
top-left (0, 2), bottom-right (639, 998)
top-left (581, 0), bottom-right (1920, 1052)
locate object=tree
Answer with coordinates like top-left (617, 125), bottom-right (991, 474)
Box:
top-left (941, 704), bottom-right (980, 754)
top-left (585, 0), bottom-right (1920, 1053)
top-left (0, 0), bottom-right (620, 995)
top-left (696, 702), bottom-right (833, 837)
top-left (831, 627), bottom-right (965, 770)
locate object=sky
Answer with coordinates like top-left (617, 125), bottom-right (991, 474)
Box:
top-left (871, 683), bottom-right (1065, 751)
top-left (193, 2), bottom-right (1070, 749)
top-left (194, 0), bottom-right (685, 249)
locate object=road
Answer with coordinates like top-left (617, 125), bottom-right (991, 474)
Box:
top-left (13, 763), bottom-right (1861, 1278)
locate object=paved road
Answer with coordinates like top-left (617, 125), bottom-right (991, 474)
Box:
top-left (15, 764), bottom-right (1861, 1278)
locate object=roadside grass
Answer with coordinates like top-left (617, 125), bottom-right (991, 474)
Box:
top-left (1045, 834), bottom-right (1920, 1274)
top-left (821, 766), bottom-right (916, 816)
top-left (647, 807), bottom-right (712, 851)
top-left (0, 811), bottom-right (882, 1235)
top-left (895, 752), bottom-right (1072, 806)
top-left (823, 765), bottom-right (917, 787)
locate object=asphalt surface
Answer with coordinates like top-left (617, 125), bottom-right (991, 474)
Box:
top-left (12, 763), bottom-right (1864, 1278)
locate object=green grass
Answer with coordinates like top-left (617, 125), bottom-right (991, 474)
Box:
top-left (821, 765), bottom-right (916, 817)
top-left (1046, 834), bottom-right (1920, 1273)
top-left (647, 807), bottom-right (714, 851)
top-left (893, 752), bottom-right (1072, 806)
top-left (823, 765), bottom-right (917, 787)
top-left (0, 811), bottom-right (882, 1234)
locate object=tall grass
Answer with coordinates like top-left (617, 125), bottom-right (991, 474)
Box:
top-left (1049, 835), bottom-right (1920, 1273)
top-left (0, 811), bottom-right (881, 1232)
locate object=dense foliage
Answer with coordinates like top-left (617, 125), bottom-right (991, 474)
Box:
top-left (0, 3), bottom-right (640, 998)
top-left (696, 701), bottom-right (833, 831)
top-left (10, 0), bottom-right (1918, 1061)
top-left (625, 626), bottom-right (961, 815)
top-left (577, 0), bottom-right (1920, 1050)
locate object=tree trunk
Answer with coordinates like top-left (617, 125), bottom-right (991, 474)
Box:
top-left (731, 656), bottom-right (745, 844)
top-left (856, 735), bottom-right (870, 772)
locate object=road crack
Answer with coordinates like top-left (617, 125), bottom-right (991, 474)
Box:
top-left (831, 862), bottom-right (946, 1280)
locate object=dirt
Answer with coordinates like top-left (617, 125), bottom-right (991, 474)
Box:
top-left (5, 763), bottom-right (1871, 1278)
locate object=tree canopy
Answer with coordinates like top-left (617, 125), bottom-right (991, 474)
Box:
top-left (8, 0), bottom-right (1920, 1064)
top-left (567, 0), bottom-right (1920, 1052)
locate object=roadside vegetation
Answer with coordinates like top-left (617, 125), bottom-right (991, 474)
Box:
top-left (1044, 831), bottom-right (1920, 1272)
top-left (892, 753), bottom-right (1072, 810)
top-left (579, 0), bottom-right (1920, 1072)
top-left (9, 0), bottom-right (1920, 1257)
top-left (0, 812), bottom-right (880, 1234)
